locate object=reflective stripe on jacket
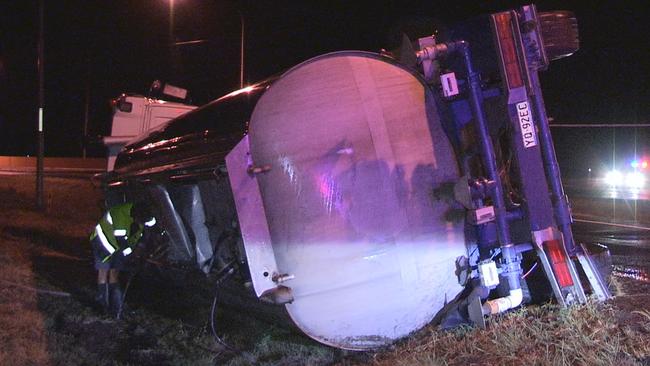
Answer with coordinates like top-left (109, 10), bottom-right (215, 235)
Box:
top-left (90, 202), bottom-right (140, 261)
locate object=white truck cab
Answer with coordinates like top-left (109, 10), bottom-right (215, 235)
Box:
top-left (103, 94), bottom-right (196, 170)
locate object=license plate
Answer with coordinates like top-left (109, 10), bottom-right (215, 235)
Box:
top-left (517, 101), bottom-right (537, 148)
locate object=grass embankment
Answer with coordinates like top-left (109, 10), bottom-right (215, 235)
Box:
top-left (371, 299), bottom-right (650, 366)
top-left (0, 176), bottom-right (336, 365)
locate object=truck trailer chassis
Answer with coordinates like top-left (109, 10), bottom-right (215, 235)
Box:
top-left (104, 4), bottom-right (610, 350)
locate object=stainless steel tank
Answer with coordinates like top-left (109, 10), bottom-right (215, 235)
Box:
top-left (244, 51), bottom-right (467, 349)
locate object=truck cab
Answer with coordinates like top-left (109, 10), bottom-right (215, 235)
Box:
top-left (103, 94), bottom-right (196, 170)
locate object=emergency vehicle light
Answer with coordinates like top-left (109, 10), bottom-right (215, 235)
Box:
top-left (631, 159), bottom-right (649, 169)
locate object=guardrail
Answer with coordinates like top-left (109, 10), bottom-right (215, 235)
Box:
top-left (0, 156), bottom-right (106, 172)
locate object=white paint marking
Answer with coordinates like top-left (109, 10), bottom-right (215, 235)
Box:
top-left (38, 108), bottom-right (43, 132)
top-left (573, 218), bottom-right (650, 231)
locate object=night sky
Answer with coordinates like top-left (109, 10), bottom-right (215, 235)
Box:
top-left (1, 0), bottom-right (649, 173)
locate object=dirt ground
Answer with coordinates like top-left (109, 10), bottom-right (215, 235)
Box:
top-left (1, 175), bottom-right (650, 365)
top-left (0, 176), bottom-right (341, 365)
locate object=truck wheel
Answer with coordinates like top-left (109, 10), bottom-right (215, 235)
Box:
top-left (539, 11), bottom-right (579, 61)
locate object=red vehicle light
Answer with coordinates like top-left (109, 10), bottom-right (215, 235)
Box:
top-left (493, 12), bottom-right (524, 90)
top-left (544, 239), bottom-right (574, 287)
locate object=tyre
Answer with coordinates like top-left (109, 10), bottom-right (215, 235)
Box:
top-left (539, 11), bottom-right (579, 61)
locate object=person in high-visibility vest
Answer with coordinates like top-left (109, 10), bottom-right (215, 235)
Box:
top-left (90, 201), bottom-right (156, 317)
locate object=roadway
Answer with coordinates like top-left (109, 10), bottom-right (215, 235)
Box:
top-left (566, 179), bottom-right (650, 290)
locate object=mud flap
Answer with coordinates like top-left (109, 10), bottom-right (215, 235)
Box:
top-left (575, 243), bottom-right (612, 301)
top-left (468, 295), bottom-right (486, 329)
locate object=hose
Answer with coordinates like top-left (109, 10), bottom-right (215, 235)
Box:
top-left (209, 261), bottom-right (237, 352)
top-left (522, 262), bottom-right (539, 279)
top-left (116, 271), bottom-right (136, 320)
top-left (482, 288), bottom-right (523, 315)
top-left (116, 232), bottom-right (164, 319)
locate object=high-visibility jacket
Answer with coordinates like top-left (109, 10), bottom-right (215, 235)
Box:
top-left (90, 202), bottom-right (156, 262)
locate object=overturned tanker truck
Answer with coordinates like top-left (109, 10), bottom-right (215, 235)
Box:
top-left (104, 4), bottom-right (611, 350)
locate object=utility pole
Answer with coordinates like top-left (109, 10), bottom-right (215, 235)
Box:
top-left (239, 11), bottom-right (244, 88)
top-left (36, 0), bottom-right (45, 209)
top-left (82, 57), bottom-right (90, 158)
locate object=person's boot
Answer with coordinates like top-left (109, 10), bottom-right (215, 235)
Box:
top-left (108, 283), bottom-right (124, 319)
top-left (96, 283), bottom-right (110, 313)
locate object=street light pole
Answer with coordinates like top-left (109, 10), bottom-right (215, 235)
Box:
top-left (239, 11), bottom-right (244, 89)
top-left (169, 0), bottom-right (175, 42)
top-left (36, 0), bottom-right (45, 209)
top-left (82, 57), bottom-right (90, 159)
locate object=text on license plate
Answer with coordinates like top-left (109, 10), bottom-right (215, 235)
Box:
top-left (517, 101), bottom-right (537, 148)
